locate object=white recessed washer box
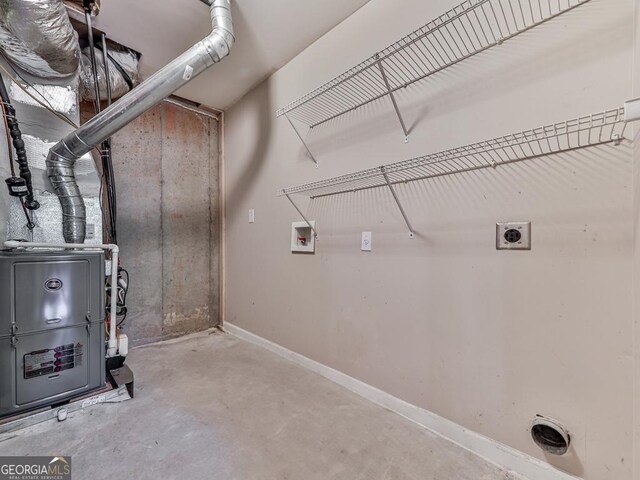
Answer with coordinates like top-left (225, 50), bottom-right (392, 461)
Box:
top-left (291, 221), bottom-right (316, 253)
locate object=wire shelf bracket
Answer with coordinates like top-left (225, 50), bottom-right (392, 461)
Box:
top-left (376, 55), bottom-right (410, 143)
top-left (276, 0), bottom-right (592, 150)
top-left (278, 103), bottom-right (635, 237)
top-left (285, 194), bottom-right (319, 240)
top-left (286, 114), bottom-right (318, 166)
top-left (381, 166), bottom-right (415, 238)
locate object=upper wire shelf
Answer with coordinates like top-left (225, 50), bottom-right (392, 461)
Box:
top-left (276, 0), bottom-right (591, 139)
top-left (279, 105), bottom-right (632, 238)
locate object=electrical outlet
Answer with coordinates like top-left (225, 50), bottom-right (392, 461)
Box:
top-left (496, 222), bottom-right (531, 250)
top-left (361, 232), bottom-right (372, 251)
top-left (248, 209), bottom-right (255, 223)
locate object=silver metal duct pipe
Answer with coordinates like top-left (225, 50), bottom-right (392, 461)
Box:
top-left (47, 0), bottom-right (234, 243)
top-left (0, 0), bottom-right (81, 79)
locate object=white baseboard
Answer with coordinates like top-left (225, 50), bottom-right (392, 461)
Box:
top-left (223, 322), bottom-right (581, 480)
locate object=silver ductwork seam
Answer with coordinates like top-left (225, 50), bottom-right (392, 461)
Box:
top-left (0, 0), bottom-right (80, 79)
top-left (46, 0), bottom-right (235, 243)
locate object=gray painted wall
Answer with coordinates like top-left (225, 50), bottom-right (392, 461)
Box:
top-left (109, 101), bottom-right (220, 345)
top-left (223, 0), bottom-right (637, 479)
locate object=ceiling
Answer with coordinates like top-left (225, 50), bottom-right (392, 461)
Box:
top-left (89, 0), bottom-right (371, 110)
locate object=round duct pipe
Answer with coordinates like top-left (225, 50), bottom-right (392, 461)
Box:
top-left (530, 415), bottom-right (570, 455)
top-left (47, 0), bottom-right (235, 243)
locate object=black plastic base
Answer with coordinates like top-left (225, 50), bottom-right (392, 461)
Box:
top-left (107, 361), bottom-right (134, 399)
top-left (106, 355), bottom-right (126, 371)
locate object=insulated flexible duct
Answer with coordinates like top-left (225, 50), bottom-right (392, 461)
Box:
top-left (79, 48), bottom-right (139, 102)
top-left (46, 0), bottom-right (235, 243)
top-left (0, 0), bottom-right (80, 79)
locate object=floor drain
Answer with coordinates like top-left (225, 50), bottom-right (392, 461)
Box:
top-left (531, 415), bottom-right (570, 455)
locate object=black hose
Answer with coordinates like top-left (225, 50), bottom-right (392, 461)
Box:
top-left (84, 9), bottom-right (101, 114)
top-left (101, 34), bottom-right (113, 106)
top-left (0, 74), bottom-right (39, 211)
top-left (85, 6), bottom-right (118, 243)
top-left (100, 34), bottom-right (117, 244)
top-left (101, 142), bottom-right (117, 243)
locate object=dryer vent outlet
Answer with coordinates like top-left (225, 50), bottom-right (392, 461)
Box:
top-left (531, 415), bottom-right (570, 455)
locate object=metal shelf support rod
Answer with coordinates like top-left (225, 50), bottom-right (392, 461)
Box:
top-left (381, 167), bottom-right (414, 238)
top-left (285, 194), bottom-right (318, 239)
top-left (286, 114), bottom-right (318, 166)
top-left (376, 55), bottom-right (410, 143)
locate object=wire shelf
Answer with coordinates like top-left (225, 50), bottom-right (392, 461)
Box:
top-left (276, 0), bottom-right (591, 133)
top-left (279, 107), bottom-right (627, 200)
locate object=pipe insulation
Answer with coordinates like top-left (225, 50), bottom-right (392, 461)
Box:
top-left (79, 48), bottom-right (139, 102)
top-left (0, 0), bottom-right (80, 79)
top-left (47, 0), bottom-right (235, 243)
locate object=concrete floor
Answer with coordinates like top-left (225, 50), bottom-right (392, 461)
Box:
top-left (0, 330), bottom-right (512, 480)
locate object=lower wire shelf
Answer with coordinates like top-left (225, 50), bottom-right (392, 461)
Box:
top-left (279, 103), bottom-right (635, 238)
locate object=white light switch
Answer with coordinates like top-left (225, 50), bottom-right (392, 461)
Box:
top-left (361, 232), bottom-right (372, 251)
top-left (248, 209), bottom-right (255, 223)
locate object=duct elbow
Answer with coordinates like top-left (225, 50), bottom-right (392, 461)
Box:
top-left (46, 0), bottom-right (235, 244)
top-left (46, 145), bottom-right (86, 244)
top-left (205, 0), bottom-right (235, 63)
